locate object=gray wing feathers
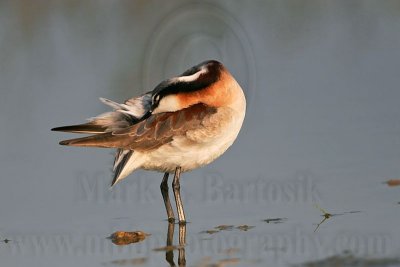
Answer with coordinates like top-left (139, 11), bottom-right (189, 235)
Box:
top-left (111, 149), bottom-right (133, 186)
top-left (54, 93), bottom-right (153, 186)
top-left (53, 94), bottom-right (152, 134)
top-left (99, 93), bottom-right (152, 119)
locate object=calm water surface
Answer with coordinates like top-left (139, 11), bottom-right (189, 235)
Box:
top-left (1, 1), bottom-right (400, 266)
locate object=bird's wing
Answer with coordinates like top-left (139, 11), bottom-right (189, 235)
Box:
top-left (100, 93), bottom-right (152, 121)
top-left (58, 103), bottom-right (217, 151)
top-left (52, 93), bottom-right (153, 134)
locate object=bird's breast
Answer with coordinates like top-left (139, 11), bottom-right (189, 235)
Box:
top-left (140, 106), bottom-right (245, 173)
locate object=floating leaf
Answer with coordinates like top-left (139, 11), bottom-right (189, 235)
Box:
top-left (109, 231), bottom-right (150, 245)
top-left (236, 225), bottom-right (255, 231)
top-left (385, 179), bottom-right (400, 187)
top-left (200, 229), bottom-right (219, 235)
top-left (215, 225), bottom-right (234, 231)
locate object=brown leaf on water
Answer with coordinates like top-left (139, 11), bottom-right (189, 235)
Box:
top-left (384, 179), bottom-right (400, 187)
top-left (109, 231), bottom-right (150, 246)
top-left (200, 229), bottom-right (220, 235)
top-left (236, 225), bottom-right (255, 231)
top-left (215, 225), bottom-right (234, 231)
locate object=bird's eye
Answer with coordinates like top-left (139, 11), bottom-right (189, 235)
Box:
top-left (150, 95), bottom-right (160, 112)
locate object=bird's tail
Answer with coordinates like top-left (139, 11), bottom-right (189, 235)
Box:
top-left (52, 94), bottom-right (152, 185)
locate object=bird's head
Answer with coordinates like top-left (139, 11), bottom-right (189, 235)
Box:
top-left (150, 60), bottom-right (239, 114)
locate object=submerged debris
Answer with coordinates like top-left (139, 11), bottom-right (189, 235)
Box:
top-left (201, 224), bottom-right (255, 235)
top-left (108, 231), bottom-right (150, 245)
top-left (263, 218), bottom-right (287, 224)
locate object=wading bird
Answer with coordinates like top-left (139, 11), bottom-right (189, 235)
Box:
top-left (52, 60), bottom-right (246, 223)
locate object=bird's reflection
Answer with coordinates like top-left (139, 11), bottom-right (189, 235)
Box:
top-left (164, 222), bottom-right (186, 267)
top-left (107, 223), bottom-right (186, 266)
top-left (165, 222), bottom-right (175, 266)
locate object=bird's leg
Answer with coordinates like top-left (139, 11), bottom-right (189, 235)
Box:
top-left (178, 223), bottom-right (186, 266)
top-left (172, 167), bottom-right (186, 224)
top-left (160, 172), bottom-right (175, 222)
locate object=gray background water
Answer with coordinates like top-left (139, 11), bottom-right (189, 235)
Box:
top-left (1, 1), bottom-right (400, 266)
